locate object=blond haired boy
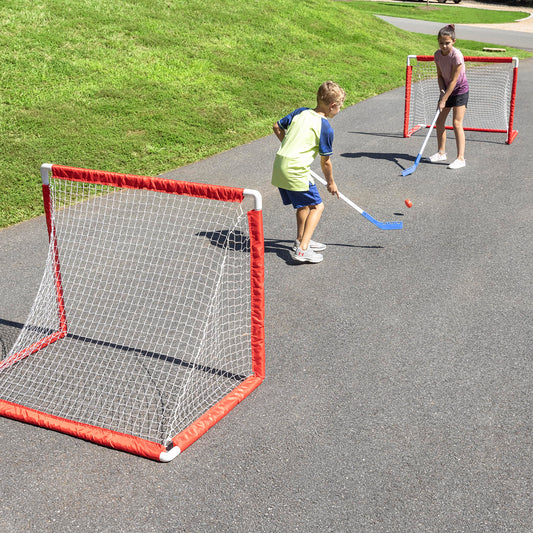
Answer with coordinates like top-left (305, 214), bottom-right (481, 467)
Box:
top-left (272, 81), bottom-right (345, 263)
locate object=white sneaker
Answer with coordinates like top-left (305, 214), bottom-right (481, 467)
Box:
top-left (293, 246), bottom-right (323, 263)
top-left (292, 239), bottom-right (326, 252)
top-left (447, 159), bottom-right (466, 169)
top-left (428, 152), bottom-right (447, 162)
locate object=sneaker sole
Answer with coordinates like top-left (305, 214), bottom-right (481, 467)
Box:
top-left (427, 154), bottom-right (447, 163)
top-left (292, 244), bottom-right (327, 252)
top-left (293, 254), bottom-right (323, 263)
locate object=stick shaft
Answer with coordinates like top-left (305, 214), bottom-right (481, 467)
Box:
top-left (418, 108), bottom-right (441, 157)
top-left (311, 171), bottom-right (363, 214)
top-left (401, 108), bottom-right (440, 176)
top-left (310, 170), bottom-right (402, 230)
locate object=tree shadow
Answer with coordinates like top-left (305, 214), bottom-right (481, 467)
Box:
top-left (340, 151), bottom-right (414, 170)
top-left (348, 131), bottom-right (404, 139)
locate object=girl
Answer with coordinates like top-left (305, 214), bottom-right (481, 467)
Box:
top-left (429, 24), bottom-right (469, 170)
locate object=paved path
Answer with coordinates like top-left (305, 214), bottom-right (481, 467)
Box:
top-left (0, 20), bottom-right (531, 533)
top-left (374, 0), bottom-right (533, 50)
top-left (377, 15), bottom-right (533, 51)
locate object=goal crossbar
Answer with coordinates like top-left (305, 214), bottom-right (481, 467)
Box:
top-left (404, 55), bottom-right (519, 144)
top-left (0, 164), bottom-right (265, 462)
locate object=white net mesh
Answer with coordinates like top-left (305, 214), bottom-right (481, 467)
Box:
top-left (0, 176), bottom-right (255, 446)
top-left (408, 57), bottom-right (516, 134)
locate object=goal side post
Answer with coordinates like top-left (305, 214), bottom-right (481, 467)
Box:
top-left (0, 164), bottom-right (265, 462)
top-left (507, 58), bottom-right (519, 144)
top-left (162, 199), bottom-right (265, 462)
top-left (0, 166), bottom-right (68, 371)
top-left (404, 55), bottom-right (414, 139)
top-left (403, 55), bottom-right (519, 144)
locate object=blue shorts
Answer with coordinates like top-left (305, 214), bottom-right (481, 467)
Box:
top-left (278, 183), bottom-right (323, 209)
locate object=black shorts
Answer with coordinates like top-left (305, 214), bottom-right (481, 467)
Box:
top-left (445, 91), bottom-right (469, 108)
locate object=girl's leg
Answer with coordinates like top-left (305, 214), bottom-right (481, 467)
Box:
top-left (452, 105), bottom-right (466, 161)
top-left (296, 203), bottom-right (324, 250)
top-left (435, 107), bottom-right (451, 154)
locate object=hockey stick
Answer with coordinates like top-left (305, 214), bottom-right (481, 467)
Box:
top-left (402, 108), bottom-right (440, 176)
top-left (310, 170), bottom-right (403, 230)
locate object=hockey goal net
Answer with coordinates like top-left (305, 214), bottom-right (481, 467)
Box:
top-left (404, 55), bottom-right (519, 144)
top-left (0, 164), bottom-right (265, 461)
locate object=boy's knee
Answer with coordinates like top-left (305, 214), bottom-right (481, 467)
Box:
top-left (309, 203), bottom-right (324, 217)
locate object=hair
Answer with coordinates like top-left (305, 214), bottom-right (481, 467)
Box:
top-left (317, 81), bottom-right (346, 107)
top-left (438, 24), bottom-right (456, 40)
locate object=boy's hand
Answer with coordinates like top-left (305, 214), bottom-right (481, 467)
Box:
top-left (327, 181), bottom-right (339, 198)
top-left (320, 155), bottom-right (338, 196)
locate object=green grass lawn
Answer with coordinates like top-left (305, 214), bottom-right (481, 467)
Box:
top-left (0, 0), bottom-right (530, 228)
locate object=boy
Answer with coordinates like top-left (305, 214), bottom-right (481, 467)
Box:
top-left (272, 81), bottom-right (345, 263)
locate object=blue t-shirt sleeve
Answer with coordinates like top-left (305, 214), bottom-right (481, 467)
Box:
top-left (319, 118), bottom-right (334, 156)
top-left (277, 107), bottom-right (308, 130)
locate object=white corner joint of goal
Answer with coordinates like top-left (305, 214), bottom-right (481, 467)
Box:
top-left (243, 188), bottom-right (263, 211)
top-left (41, 162), bottom-right (53, 185)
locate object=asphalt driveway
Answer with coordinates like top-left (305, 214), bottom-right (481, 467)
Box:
top-left (1, 20), bottom-right (531, 533)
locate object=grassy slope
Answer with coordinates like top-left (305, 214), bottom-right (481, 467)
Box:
top-left (0, 0), bottom-right (530, 227)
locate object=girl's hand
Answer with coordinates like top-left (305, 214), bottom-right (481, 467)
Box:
top-left (438, 95), bottom-right (446, 111)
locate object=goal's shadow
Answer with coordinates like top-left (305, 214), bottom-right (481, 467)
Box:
top-left (0, 319), bottom-right (247, 383)
top-left (0, 319), bottom-right (24, 359)
top-left (66, 331), bottom-right (248, 382)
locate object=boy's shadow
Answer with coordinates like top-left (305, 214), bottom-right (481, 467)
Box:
top-left (265, 239), bottom-right (382, 265)
top-left (193, 233), bottom-right (384, 265)
top-left (196, 229), bottom-right (249, 251)
top-left (264, 239), bottom-right (296, 263)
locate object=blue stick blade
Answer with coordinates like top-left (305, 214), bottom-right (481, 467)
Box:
top-left (361, 211), bottom-right (403, 230)
top-left (402, 153), bottom-right (422, 176)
